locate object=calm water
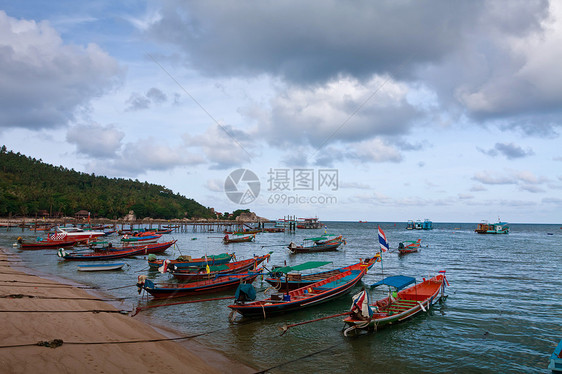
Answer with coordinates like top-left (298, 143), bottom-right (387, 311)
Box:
top-left (1, 222), bottom-right (561, 373)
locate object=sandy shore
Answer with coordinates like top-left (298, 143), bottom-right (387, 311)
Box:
top-left (0, 248), bottom-right (255, 374)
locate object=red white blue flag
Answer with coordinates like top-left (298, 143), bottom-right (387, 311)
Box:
top-left (378, 225), bottom-right (389, 252)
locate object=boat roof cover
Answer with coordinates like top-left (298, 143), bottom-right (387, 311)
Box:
top-left (371, 275), bottom-right (416, 290)
top-left (304, 235), bottom-right (335, 241)
top-left (273, 261), bottom-right (332, 274)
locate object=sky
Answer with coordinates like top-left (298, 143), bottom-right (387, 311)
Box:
top-left (0, 0), bottom-right (561, 223)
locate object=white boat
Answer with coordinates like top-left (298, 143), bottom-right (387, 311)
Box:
top-left (51, 226), bottom-right (105, 241)
top-left (77, 263), bottom-right (126, 272)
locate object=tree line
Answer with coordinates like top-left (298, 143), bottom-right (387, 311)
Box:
top-left (0, 146), bottom-right (215, 219)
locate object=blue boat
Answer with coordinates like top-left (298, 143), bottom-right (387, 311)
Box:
top-left (549, 338), bottom-right (562, 373)
top-left (406, 219), bottom-right (432, 230)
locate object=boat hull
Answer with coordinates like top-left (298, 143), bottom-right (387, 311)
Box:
top-left (228, 268), bottom-right (367, 318)
top-left (141, 272), bottom-right (261, 299)
top-left (170, 254), bottom-right (270, 281)
top-left (343, 273), bottom-right (446, 333)
top-left (77, 263), bottom-right (125, 271)
top-left (265, 258), bottom-right (379, 290)
top-left (19, 239), bottom-right (78, 249)
top-left (148, 253), bottom-right (234, 269)
top-left (288, 241), bottom-right (343, 254)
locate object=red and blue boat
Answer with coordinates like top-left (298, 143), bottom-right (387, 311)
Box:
top-left (138, 271), bottom-right (262, 299)
top-left (287, 234), bottom-right (345, 254)
top-left (169, 252), bottom-right (271, 281)
top-left (227, 263), bottom-right (370, 318)
top-left (265, 254), bottom-right (381, 290)
top-left (58, 245), bottom-right (152, 261)
top-left (398, 239), bottom-right (421, 255)
top-left (148, 253), bottom-right (234, 270)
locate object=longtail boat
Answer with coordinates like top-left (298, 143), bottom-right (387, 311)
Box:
top-left (89, 240), bottom-right (176, 254)
top-left (169, 252), bottom-right (271, 281)
top-left (154, 228), bottom-right (173, 234)
top-left (17, 236), bottom-right (79, 250)
top-left (147, 253), bottom-right (234, 270)
top-left (398, 239), bottom-right (421, 255)
top-left (227, 263), bottom-right (369, 319)
top-left (265, 254), bottom-right (381, 290)
top-left (223, 234), bottom-right (255, 244)
top-left (342, 272), bottom-right (448, 336)
top-left (223, 229), bottom-right (262, 235)
top-left (287, 235), bottom-right (345, 254)
top-left (58, 245), bottom-right (150, 261)
top-left (138, 271), bottom-right (262, 299)
top-left (121, 232), bottom-right (162, 243)
top-left (77, 263), bottom-right (125, 272)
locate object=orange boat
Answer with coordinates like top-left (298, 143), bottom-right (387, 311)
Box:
top-left (343, 272), bottom-right (448, 336)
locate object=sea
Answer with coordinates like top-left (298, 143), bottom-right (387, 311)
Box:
top-left (1, 221), bottom-right (560, 373)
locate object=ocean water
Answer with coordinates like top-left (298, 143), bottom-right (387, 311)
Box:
top-left (1, 222), bottom-right (561, 373)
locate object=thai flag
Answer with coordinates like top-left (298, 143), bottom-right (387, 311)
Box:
top-left (351, 289), bottom-right (373, 318)
top-left (378, 225), bottom-right (389, 252)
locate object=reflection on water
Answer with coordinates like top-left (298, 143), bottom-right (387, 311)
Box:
top-left (1, 222), bottom-right (561, 373)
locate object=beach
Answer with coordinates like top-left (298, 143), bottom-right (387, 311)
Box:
top-left (0, 248), bottom-right (255, 374)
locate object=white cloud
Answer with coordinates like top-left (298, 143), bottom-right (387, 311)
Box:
top-left (348, 138), bottom-right (402, 163)
top-left (183, 124), bottom-right (253, 169)
top-left (66, 123), bottom-right (124, 158)
top-left (0, 11), bottom-right (122, 130)
top-left (85, 138), bottom-right (205, 176)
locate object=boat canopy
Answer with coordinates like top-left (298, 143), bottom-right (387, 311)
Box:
top-left (304, 235), bottom-right (335, 242)
top-left (273, 261), bottom-right (332, 274)
top-left (371, 275), bottom-right (416, 290)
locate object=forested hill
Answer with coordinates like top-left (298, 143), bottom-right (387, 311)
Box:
top-left (0, 146), bottom-right (214, 219)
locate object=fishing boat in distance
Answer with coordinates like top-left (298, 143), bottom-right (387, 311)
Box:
top-left (406, 219), bottom-right (432, 230)
top-left (475, 220), bottom-right (509, 234)
top-left (398, 239), bottom-right (421, 255)
top-left (121, 232), bottom-right (163, 244)
top-left (287, 234), bottom-right (345, 254)
top-left (223, 233), bottom-right (255, 244)
top-left (296, 217), bottom-right (323, 229)
top-left (342, 271), bottom-right (448, 336)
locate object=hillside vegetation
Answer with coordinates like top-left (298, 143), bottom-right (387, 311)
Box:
top-left (0, 146), bottom-right (214, 219)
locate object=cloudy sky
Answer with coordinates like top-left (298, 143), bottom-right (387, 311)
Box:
top-left (1, 0), bottom-right (561, 223)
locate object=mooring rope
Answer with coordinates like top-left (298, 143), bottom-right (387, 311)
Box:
top-left (254, 342), bottom-right (344, 373)
top-left (0, 294), bottom-right (131, 301)
top-left (0, 325), bottom-right (230, 349)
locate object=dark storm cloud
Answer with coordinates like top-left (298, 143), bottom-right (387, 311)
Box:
top-left (148, 0), bottom-right (479, 84)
